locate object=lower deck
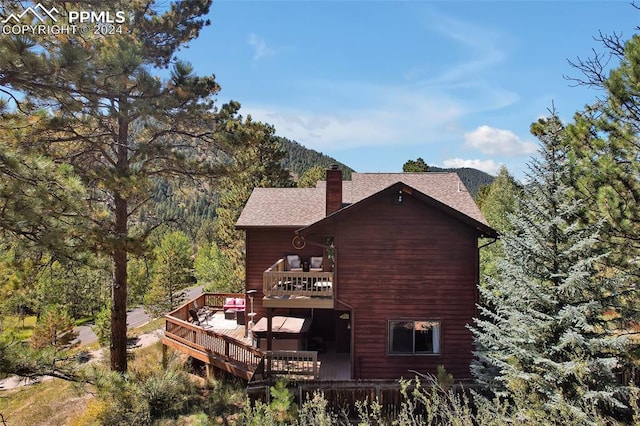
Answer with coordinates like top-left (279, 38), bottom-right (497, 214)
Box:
top-left (162, 293), bottom-right (351, 381)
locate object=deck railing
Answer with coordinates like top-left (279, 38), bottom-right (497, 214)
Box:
top-left (164, 292), bottom-right (321, 380)
top-left (164, 314), bottom-right (264, 377)
top-left (267, 350), bottom-right (318, 378)
top-left (263, 259), bottom-right (334, 298)
top-left (164, 293), bottom-right (264, 379)
top-left (165, 316), bottom-right (264, 368)
top-left (167, 292), bottom-right (246, 321)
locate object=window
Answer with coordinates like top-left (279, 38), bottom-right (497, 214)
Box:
top-left (388, 320), bottom-right (441, 355)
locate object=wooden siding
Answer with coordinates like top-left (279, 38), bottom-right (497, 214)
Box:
top-left (244, 190), bottom-right (482, 381)
top-left (245, 228), bottom-right (328, 320)
top-left (331, 193), bottom-right (479, 380)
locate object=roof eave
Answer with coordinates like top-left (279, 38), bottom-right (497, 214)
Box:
top-left (236, 224), bottom-right (311, 231)
top-left (297, 181), bottom-right (498, 239)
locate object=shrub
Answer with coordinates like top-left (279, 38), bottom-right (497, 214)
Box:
top-left (91, 304), bottom-right (110, 347)
top-left (93, 361), bottom-right (197, 425)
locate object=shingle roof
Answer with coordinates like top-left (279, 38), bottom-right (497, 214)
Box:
top-left (235, 188), bottom-right (327, 228)
top-left (236, 172), bottom-right (489, 228)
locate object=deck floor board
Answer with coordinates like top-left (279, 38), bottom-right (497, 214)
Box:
top-left (169, 303), bottom-right (352, 381)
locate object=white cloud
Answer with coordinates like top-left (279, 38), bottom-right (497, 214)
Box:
top-left (464, 125), bottom-right (537, 156)
top-left (425, 16), bottom-right (507, 86)
top-left (231, 12), bottom-right (529, 171)
top-left (247, 33), bottom-right (275, 61)
top-left (240, 73), bottom-right (527, 154)
top-left (244, 108), bottom-right (456, 152)
top-left (241, 82), bottom-right (466, 152)
top-left (238, 11), bottom-right (520, 154)
top-left (443, 158), bottom-right (500, 175)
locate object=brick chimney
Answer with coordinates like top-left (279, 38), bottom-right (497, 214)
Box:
top-left (325, 165), bottom-right (343, 215)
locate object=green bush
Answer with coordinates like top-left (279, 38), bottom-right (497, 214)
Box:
top-left (240, 376), bottom-right (640, 425)
top-left (242, 379), bottom-right (298, 425)
top-left (94, 362), bottom-right (197, 425)
top-left (92, 304), bottom-right (110, 347)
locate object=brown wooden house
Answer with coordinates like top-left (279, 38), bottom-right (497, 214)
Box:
top-left (236, 166), bottom-right (497, 380)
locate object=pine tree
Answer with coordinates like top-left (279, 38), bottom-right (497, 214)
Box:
top-left (297, 165), bottom-right (326, 188)
top-left (214, 117), bottom-right (292, 290)
top-left (402, 157), bottom-right (429, 172)
top-left (476, 166), bottom-right (521, 287)
top-left (144, 230), bottom-right (193, 318)
top-left (0, 0), bottom-right (238, 371)
top-left (567, 30), bottom-right (640, 278)
top-left (0, 121), bottom-right (86, 260)
top-left (471, 112), bottom-right (629, 418)
top-left (30, 304), bottom-right (75, 349)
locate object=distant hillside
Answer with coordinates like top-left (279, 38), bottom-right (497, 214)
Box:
top-left (276, 137), bottom-right (492, 196)
top-left (427, 166), bottom-right (494, 198)
top-left (278, 137), bottom-right (354, 180)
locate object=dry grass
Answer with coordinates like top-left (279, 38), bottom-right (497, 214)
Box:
top-left (1, 315), bottom-right (37, 341)
top-left (0, 320), bottom-right (246, 425)
top-left (0, 379), bottom-right (97, 426)
top-left (0, 343), bottom-right (168, 425)
top-left (130, 317), bottom-right (165, 337)
top-left (0, 320), bottom-right (162, 425)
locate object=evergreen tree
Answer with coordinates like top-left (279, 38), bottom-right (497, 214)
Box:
top-left (0, 242), bottom-right (41, 325)
top-left (0, 0), bottom-right (238, 371)
top-left (36, 257), bottom-right (111, 319)
top-left (30, 304), bottom-right (75, 349)
top-left (297, 165), bottom-right (326, 188)
top-left (568, 32), bottom-right (640, 309)
top-left (0, 123), bottom-right (86, 260)
top-left (476, 166), bottom-right (521, 287)
top-left (472, 112), bottom-right (629, 418)
top-left (214, 117), bottom-right (293, 291)
top-left (402, 157), bottom-right (429, 172)
top-left (144, 230), bottom-right (193, 318)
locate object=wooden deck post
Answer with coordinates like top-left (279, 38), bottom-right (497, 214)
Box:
top-left (267, 308), bottom-right (273, 351)
top-left (267, 308), bottom-right (273, 377)
top-left (162, 343), bottom-right (167, 369)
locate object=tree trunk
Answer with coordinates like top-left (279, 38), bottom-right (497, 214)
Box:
top-left (111, 194), bottom-right (128, 372)
top-left (111, 116), bottom-right (129, 372)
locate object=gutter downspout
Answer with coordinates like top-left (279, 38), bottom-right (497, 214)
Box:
top-left (479, 236), bottom-right (498, 249)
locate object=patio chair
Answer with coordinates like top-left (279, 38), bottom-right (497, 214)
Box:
top-left (188, 309), bottom-right (200, 325)
top-left (193, 300), bottom-right (212, 321)
top-left (309, 256), bottom-right (323, 272)
top-left (286, 254), bottom-right (303, 272)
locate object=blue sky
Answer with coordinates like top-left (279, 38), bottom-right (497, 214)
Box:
top-left (179, 1), bottom-right (637, 178)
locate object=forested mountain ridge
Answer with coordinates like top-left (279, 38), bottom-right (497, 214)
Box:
top-left (278, 137), bottom-right (354, 180)
top-left (277, 137), bottom-right (493, 197)
top-left (427, 166), bottom-right (494, 198)
top-left (146, 140), bottom-right (493, 234)
top-left (145, 138), bottom-right (353, 234)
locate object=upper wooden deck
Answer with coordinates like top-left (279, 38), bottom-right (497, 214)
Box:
top-left (263, 258), bottom-right (334, 308)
